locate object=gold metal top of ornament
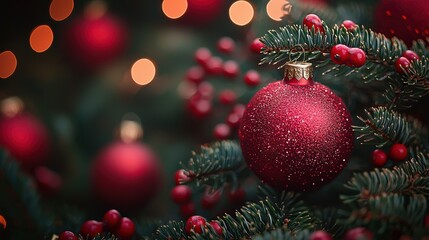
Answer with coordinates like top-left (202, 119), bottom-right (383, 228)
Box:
top-left (284, 62), bottom-right (313, 85)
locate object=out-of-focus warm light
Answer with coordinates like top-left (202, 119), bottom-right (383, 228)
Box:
top-left (131, 58), bottom-right (156, 86)
top-left (0, 51), bottom-right (17, 79)
top-left (30, 25), bottom-right (54, 53)
top-left (120, 120), bottom-right (143, 143)
top-left (0, 214), bottom-right (6, 229)
top-left (50, 0), bottom-right (74, 21)
top-left (267, 0), bottom-right (291, 21)
top-left (1, 97), bottom-right (24, 118)
top-left (84, 0), bottom-right (107, 18)
top-left (162, 0), bottom-right (188, 19)
top-left (229, 0), bottom-right (254, 26)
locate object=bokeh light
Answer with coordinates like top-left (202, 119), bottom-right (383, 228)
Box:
top-left (1, 97), bottom-right (24, 118)
top-left (29, 25), bottom-right (54, 53)
top-left (267, 0), bottom-right (291, 21)
top-left (120, 120), bottom-right (143, 143)
top-left (50, 0), bottom-right (74, 21)
top-left (162, 0), bottom-right (188, 19)
top-left (131, 58), bottom-right (156, 85)
top-left (229, 1), bottom-right (254, 26)
top-left (0, 51), bottom-right (17, 79)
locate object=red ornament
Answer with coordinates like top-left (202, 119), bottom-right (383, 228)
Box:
top-left (181, 0), bottom-right (225, 26)
top-left (226, 113), bottom-right (241, 129)
top-left (239, 62), bottom-right (353, 191)
top-left (209, 221), bottom-right (223, 236)
top-left (303, 14), bottom-right (325, 33)
top-left (343, 227), bottom-right (373, 240)
top-left (33, 166), bottom-right (62, 195)
top-left (174, 169), bottom-right (191, 185)
top-left (196, 82), bottom-right (214, 99)
top-left (59, 231), bottom-right (78, 240)
top-left (200, 190), bottom-right (222, 210)
top-left (223, 60), bottom-right (240, 79)
top-left (79, 220), bottom-right (103, 239)
top-left (0, 113), bottom-right (50, 170)
top-left (389, 143), bottom-right (408, 162)
top-left (180, 202), bottom-right (196, 218)
top-left (171, 185), bottom-right (193, 205)
top-left (244, 70), bottom-right (261, 87)
top-left (91, 142), bottom-right (161, 209)
top-left (115, 217), bottom-right (135, 239)
top-left (346, 48), bottom-right (366, 68)
top-left (219, 90), bottom-right (237, 105)
top-left (374, 0), bottom-right (429, 46)
top-left (217, 37), bottom-right (235, 54)
top-left (402, 50), bottom-right (420, 61)
top-left (249, 38), bottom-right (265, 53)
top-left (205, 57), bottom-right (224, 75)
top-left (185, 215), bottom-right (207, 235)
top-left (228, 188), bottom-right (245, 205)
top-left (310, 230), bottom-right (333, 240)
top-left (103, 209), bottom-right (122, 231)
top-left (395, 57), bottom-right (411, 74)
top-left (186, 66), bottom-right (205, 84)
top-left (64, 13), bottom-right (128, 70)
top-left (187, 97), bottom-right (212, 119)
top-left (195, 48), bottom-right (212, 66)
top-left (213, 123), bottom-right (231, 140)
top-left (342, 20), bottom-right (358, 31)
top-left (330, 44), bottom-right (350, 65)
top-left (371, 149), bottom-right (387, 167)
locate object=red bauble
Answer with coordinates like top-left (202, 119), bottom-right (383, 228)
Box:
top-left (59, 231), bottom-right (78, 240)
top-left (371, 149), bottom-right (387, 167)
top-left (181, 0), bottom-right (225, 26)
top-left (91, 142), bottom-right (161, 209)
top-left (0, 114), bottom-right (49, 170)
top-left (310, 230), bottom-right (333, 240)
top-left (64, 13), bottom-right (128, 70)
top-left (374, 0), bottom-right (429, 46)
top-left (389, 143), bottom-right (408, 162)
top-left (79, 220), bottom-right (103, 238)
top-left (239, 63), bottom-right (353, 191)
top-left (115, 217), bottom-right (135, 239)
top-left (185, 215), bottom-right (207, 235)
top-left (103, 209), bottom-right (122, 231)
top-left (171, 185), bottom-right (193, 205)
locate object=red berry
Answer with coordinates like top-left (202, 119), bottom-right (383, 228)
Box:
top-left (330, 44), bottom-right (350, 65)
top-left (395, 57), bottom-right (411, 74)
top-left (59, 231), bottom-right (78, 240)
top-left (180, 202), bottom-right (196, 218)
top-left (250, 38), bottom-right (265, 53)
top-left (217, 37), bottom-right (235, 54)
top-left (342, 20), bottom-right (357, 31)
top-left (389, 143), bottom-right (408, 162)
top-left (244, 70), bottom-right (261, 87)
top-left (371, 149), bottom-right (387, 167)
top-left (424, 214), bottom-right (429, 228)
top-left (79, 220), bottom-right (103, 238)
top-left (226, 113), bottom-right (241, 128)
top-left (186, 66), bottom-right (205, 84)
top-left (343, 227), bottom-right (373, 240)
top-left (402, 50), bottom-right (420, 61)
top-left (219, 90), bottom-right (237, 105)
top-left (232, 104), bottom-right (246, 118)
top-left (205, 57), bottom-right (223, 75)
top-left (196, 81), bottom-right (214, 99)
top-left (187, 97), bottom-right (212, 119)
top-left (201, 190), bottom-right (222, 210)
top-left (209, 221), bottom-right (223, 236)
top-left (115, 217), bottom-right (135, 239)
top-left (228, 188), bottom-right (245, 205)
top-left (174, 169), bottom-right (191, 185)
top-left (303, 14), bottom-right (324, 33)
top-left (347, 48), bottom-right (366, 67)
top-left (195, 48), bottom-right (211, 66)
top-left (103, 209), bottom-right (122, 231)
top-left (223, 60), bottom-right (240, 78)
top-left (213, 123), bottom-right (231, 140)
top-left (171, 185), bottom-right (193, 205)
top-left (185, 215), bottom-right (207, 235)
top-left (310, 230), bottom-right (333, 240)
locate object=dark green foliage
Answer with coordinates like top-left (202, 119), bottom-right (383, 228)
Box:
top-left (153, 221), bottom-right (186, 240)
top-left (251, 229), bottom-right (311, 240)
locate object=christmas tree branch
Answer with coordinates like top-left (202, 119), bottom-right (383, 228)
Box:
top-left (251, 229), bottom-right (311, 240)
top-left (180, 141), bottom-right (247, 190)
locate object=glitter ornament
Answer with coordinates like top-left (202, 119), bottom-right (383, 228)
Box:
top-left (239, 62), bottom-right (353, 191)
top-left (374, 0), bottom-right (429, 46)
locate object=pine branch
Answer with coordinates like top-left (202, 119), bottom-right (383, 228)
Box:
top-left (251, 229), bottom-right (311, 240)
top-left (153, 221), bottom-right (186, 240)
top-left (412, 39), bottom-right (429, 58)
top-left (180, 141), bottom-right (246, 190)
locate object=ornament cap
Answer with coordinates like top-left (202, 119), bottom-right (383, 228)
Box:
top-left (284, 62), bottom-right (313, 86)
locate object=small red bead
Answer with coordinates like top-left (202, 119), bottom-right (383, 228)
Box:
top-left (185, 215), bottom-right (207, 235)
top-left (303, 14), bottom-right (325, 33)
top-left (213, 123), bottom-right (231, 140)
top-left (59, 231), bottom-right (78, 240)
top-left (103, 209), bottom-right (122, 231)
top-left (249, 38), bottom-right (265, 53)
top-left (186, 66), bottom-right (205, 84)
top-left (228, 188), bottom-right (245, 205)
top-left (395, 57), bottom-right (411, 74)
top-left (209, 221), bottom-right (223, 236)
top-left (226, 113), bottom-right (241, 128)
top-left (330, 44), bottom-right (350, 65)
top-left (187, 97), bottom-right (212, 119)
top-left (180, 202), bottom-right (196, 218)
top-left (347, 48), bottom-right (366, 67)
top-left (219, 90), bottom-right (237, 105)
top-left (223, 60), bottom-right (240, 78)
top-left (217, 37), bottom-right (235, 54)
top-left (343, 227), bottom-right (373, 240)
top-left (232, 104), bottom-right (246, 117)
top-left (194, 48), bottom-right (211, 66)
top-left (174, 169), bottom-right (191, 185)
top-left (371, 149), bottom-right (387, 167)
top-left (115, 217), bottom-right (135, 239)
top-left (389, 143), bottom-right (408, 162)
top-left (205, 57), bottom-right (223, 75)
top-left (342, 20), bottom-right (358, 31)
top-left (244, 70), bottom-right (261, 87)
top-left (196, 81), bottom-right (214, 99)
top-left (171, 185), bottom-right (193, 205)
top-left (401, 50), bottom-right (420, 61)
top-left (201, 190), bottom-right (222, 210)
top-left (310, 230), bottom-right (333, 240)
top-left (79, 220), bottom-right (103, 238)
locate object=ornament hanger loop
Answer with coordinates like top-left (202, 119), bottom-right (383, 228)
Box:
top-left (288, 44), bottom-right (307, 63)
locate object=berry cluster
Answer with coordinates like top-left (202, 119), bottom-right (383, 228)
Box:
top-left (184, 215), bottom-right (223, 236)
top-left (394, 50), bottom-right (420, 74)
top-left (330, 44), bottom-right (366, 68)
top-left (371, 143), bottom-right (408, 167)
top-left (58, 209), bottom-right (135, 240)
